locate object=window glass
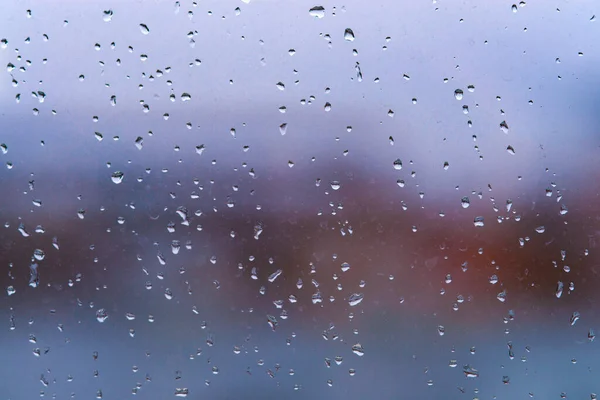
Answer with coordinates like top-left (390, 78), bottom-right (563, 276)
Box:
top-left (1, 1), bottom-right (599, 398)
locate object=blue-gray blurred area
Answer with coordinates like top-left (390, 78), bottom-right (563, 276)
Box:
top-left (1, 0), bottom-right (600, 398)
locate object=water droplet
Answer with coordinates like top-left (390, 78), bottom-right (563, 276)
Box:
top-left (463, 365), bottom-right (479, 378)
top-left (454, 89), bottom-right (464, 100)
top-left (570, 311), bottom-right (580, 326)
top-left (111, 171), bottom-right (124, 184)
top-left (268, 269), bottom-right (282, 283)
top-left (461, 197), bottom-right (470, 208)
top-left (473, 216), bottom-right (484, 227)
top-left (344, 28), bottom-right (355, 41)
top-left (309, 6), bottom-right (325, 18)
top-left (33, 249), bottom-right (45, 261)
top-left (393, 159), bottom-right (403, 170)
top-left (102, 10), bottom-right (113, 21)
top-left (175, 388), bottom-right (189, 397)
top-left (139, 24), bottom-right (150, 35)
top-left (348, 293), bottom-right (364, 306)
top-left (506, 145), bottom-right (516, 155)
top-left (556, 281), bottom-right (564, 298)
top-left (341, 262), bottom-right (350, 272)
top-left (96, 308), bottom-right (109, 323)
top-left (351, 343), bottom-right (364, 356)
top-left (497, 290), bottom-right (507, 302)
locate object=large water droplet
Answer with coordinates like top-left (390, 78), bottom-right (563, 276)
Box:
top-left (102, 10), bottom-right (113, 22)
top-left (344, 28), bottom-right (355, 42)
top-left (570, 311), bottom-right (580, 326)
top-left (309, 6), bottom-right (325, 18)
top-left (348, 293), bottom-right (364, 306)
top-left (111, 171), bottom-right (124, 184)
top-left (96, 308), bottom-right (109, 323)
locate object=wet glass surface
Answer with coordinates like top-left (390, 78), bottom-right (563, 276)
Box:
top-left (1, 1), bottom-right (600, 398)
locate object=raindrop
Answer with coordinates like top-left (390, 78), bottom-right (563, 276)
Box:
top-left (351, 343), bottom-right (364, 356)
top-left (348, 293), bottom-right (364, 306)
top-left (497, 290), bottom-right (507, 302)
top-left (556, 281), bottom-right (564, 298)
top-left (103, 10), bottom-right (113, 22)
top-left (344, 28), bottom-right (355, 41)
top-left (111, 171), bottom-right (124, 184)
top-left (454, 89), bottom-right (463, 100)
top-left (139, 24), bottom-right (150, 35)
top-left (33, 249), bottom-right (45, 261)
top-left (463, 365), bottom-right (479, 378)
top-left (268, 269), bottom-right (282, 283)
top-left (309, 6), bottom-right (325, 18)
top-left (96, 308), bottom-right (109, 323)
top-left (174, 388), bottom-right (189, 397)
top-left (279, 123), bottom-right (288, 135)
top-left (570, 311), bottom-right (580, 326)
top-left (461, 197), bottom-right (470, 208)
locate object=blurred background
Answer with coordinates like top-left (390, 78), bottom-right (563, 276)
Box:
top-left (1, 0), bottom-right (600, 398)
